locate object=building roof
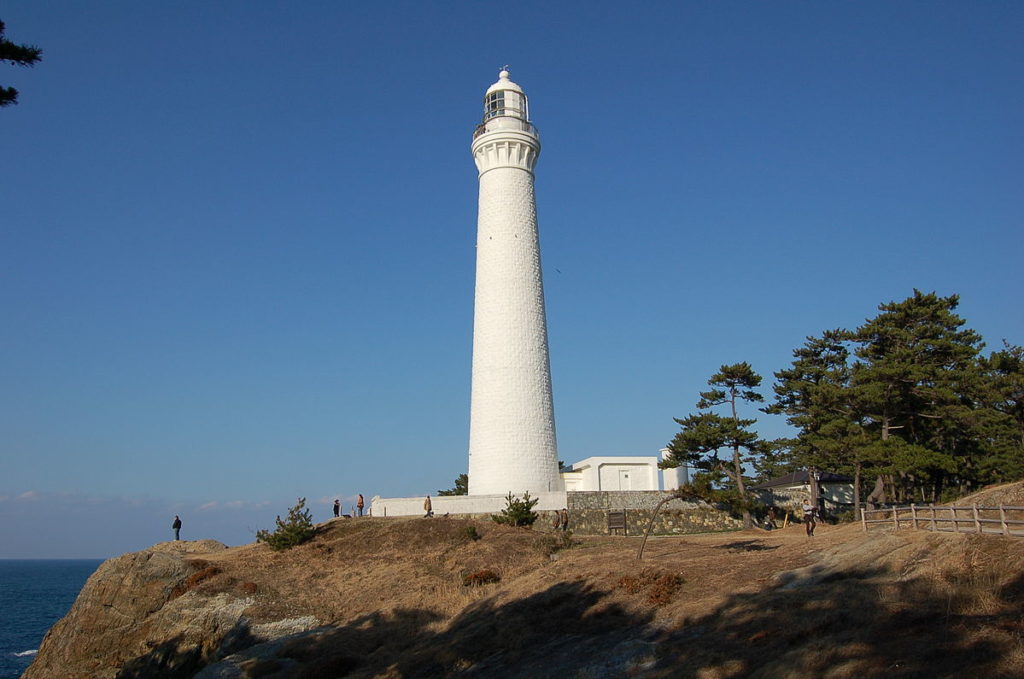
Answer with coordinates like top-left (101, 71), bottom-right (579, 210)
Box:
top-left (750, 470), bottom-right (853, 490)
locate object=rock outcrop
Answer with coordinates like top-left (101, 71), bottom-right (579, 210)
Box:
top-left (24, 539), bottom-right (320, 679)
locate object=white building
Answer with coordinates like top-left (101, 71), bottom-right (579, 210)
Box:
top-left (560, 457), bottom-right (660, 491)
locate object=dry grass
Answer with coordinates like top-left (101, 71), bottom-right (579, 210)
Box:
top-left (117, 483), bottom-right (1024, 678)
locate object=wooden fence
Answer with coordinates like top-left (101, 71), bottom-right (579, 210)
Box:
top-left (861, 504), bottom-right (1024, 536)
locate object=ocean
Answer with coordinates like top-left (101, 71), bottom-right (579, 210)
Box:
top-left (0, 559), bottom-right (103, 679)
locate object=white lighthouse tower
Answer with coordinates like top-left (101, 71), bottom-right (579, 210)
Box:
top-left (467, 68), bottom-right (561, 496)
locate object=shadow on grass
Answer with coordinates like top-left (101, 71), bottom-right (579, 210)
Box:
top-left (647, 565), bottom-right (1023, 679)
top-left (715, 540), bottom-right (780, 552)
top-left (114, 562), bottom-right (1024, 678)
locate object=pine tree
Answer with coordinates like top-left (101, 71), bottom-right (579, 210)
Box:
top-left (976, 342), bottom-right (1024, 483)
top-left (256, 498), bottom-right (316, 551)
top-left (767, 330), bottom-right (873, 514)
top-left (490, 492), bottom-right (539, 527)
top-left (665, 363), bottom-right (764, 528)
top-left (849, 290), bottom-right (984, 502)
top-left (1, 20), bottom-right (43, 107)
top-left (752, 438), bottom-right (801, 484)
top-left (437, 473), bottom-right (468, 496)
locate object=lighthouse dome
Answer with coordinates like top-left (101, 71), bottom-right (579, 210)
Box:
top-left (485, 69), bottom-right (524, 95)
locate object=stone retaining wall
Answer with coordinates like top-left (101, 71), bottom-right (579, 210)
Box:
top-left (565, 491), bottom-right (742, 536)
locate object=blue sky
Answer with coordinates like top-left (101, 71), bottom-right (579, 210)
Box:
top-left (2, 1), bottom-right (1020, 557)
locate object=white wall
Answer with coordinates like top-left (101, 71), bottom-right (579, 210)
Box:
top-left (371, 491), bottom-right (567, 518)
top-left (659, 447), bottom-right (689, 490)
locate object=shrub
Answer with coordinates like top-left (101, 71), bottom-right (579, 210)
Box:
top-left (617, 569), bottom-right (685, 606)
top-left (539, 531), bottom-right (577, 556)
top-left (257, 498), bottom-right (316, 551)
top-left (491, 491), bottom-right (539, 527)
top-left (169, 565), bottom-right (222, 599)
top-left (646, 572), bottom-right (684, 605)
top-left (462, 525), bottom-right (481, 542)
top-left (834, 509), bottom-right (857, 524)
top-left (617, 575), bottom-right (644, 595)
top-left (463, 568), bottom-right (500, 586)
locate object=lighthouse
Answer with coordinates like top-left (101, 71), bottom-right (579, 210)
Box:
top-left (467, 68), bottom-right (561, 496)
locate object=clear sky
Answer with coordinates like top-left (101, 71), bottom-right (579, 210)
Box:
top-left (2, 1), bottom-right (1021, 558)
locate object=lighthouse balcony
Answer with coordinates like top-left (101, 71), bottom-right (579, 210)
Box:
top-left (474, 119), bottom-right (538, 140)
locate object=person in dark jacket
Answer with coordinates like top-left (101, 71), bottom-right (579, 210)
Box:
top-left (172, 516), bottom-right (182, 541)
top-left (333, 499), bottom-right (340, 518)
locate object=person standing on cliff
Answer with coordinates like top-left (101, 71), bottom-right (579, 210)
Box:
top-left (357, 494), bottom-right (364, 517)
top-left (172, 515), bottom-right (182, 541)
top-left (424, 495), bottom-right (433, 517)
top-left (333, 499), bottom-right (340, 518)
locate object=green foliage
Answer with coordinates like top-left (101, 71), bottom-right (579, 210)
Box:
top-left (256, 498), bottom-right (316, 551)
top-left (491, 491), bottom-right (539, 527)
top-left (665, 363), bottom-right (765, 528)
top-left (849, 291), bottom-right (984, 493)
top-left (462, 525), bottom-right (481, 542)
top-left (764, 290), bottom-right (1023, 507)
top-left (1, 20), bottom-right (43, 107)
top-left (976, 342), bottom-right (1024, 482)
top-left (753, 439), bottom-right (802, 483)
top-left (675, 472), bottom-right (736, 505)
top-left (437, 473), bottom-right (468, 496)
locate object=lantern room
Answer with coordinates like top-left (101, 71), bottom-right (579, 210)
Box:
top-left (483, 68), bottom-right (529, 122)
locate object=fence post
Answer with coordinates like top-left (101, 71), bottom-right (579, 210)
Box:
top-left (892, 506), bottom-right (899, 531)
top-left (861, 506), bottom-right (867, 533)
top-left (973, 504), bottom-right (982, 534)
top-left (951, 506), bottom-right (959, 534)
top-left (911, 504), bottom-right (918, 530)
top-left (929, 504), bottom-right (936, 532)
top-left (1000, 505), bottom-right (1009, 536)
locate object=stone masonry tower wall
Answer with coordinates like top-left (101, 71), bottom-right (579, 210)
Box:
top-left (468, 69), bottom-right (561, 495)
